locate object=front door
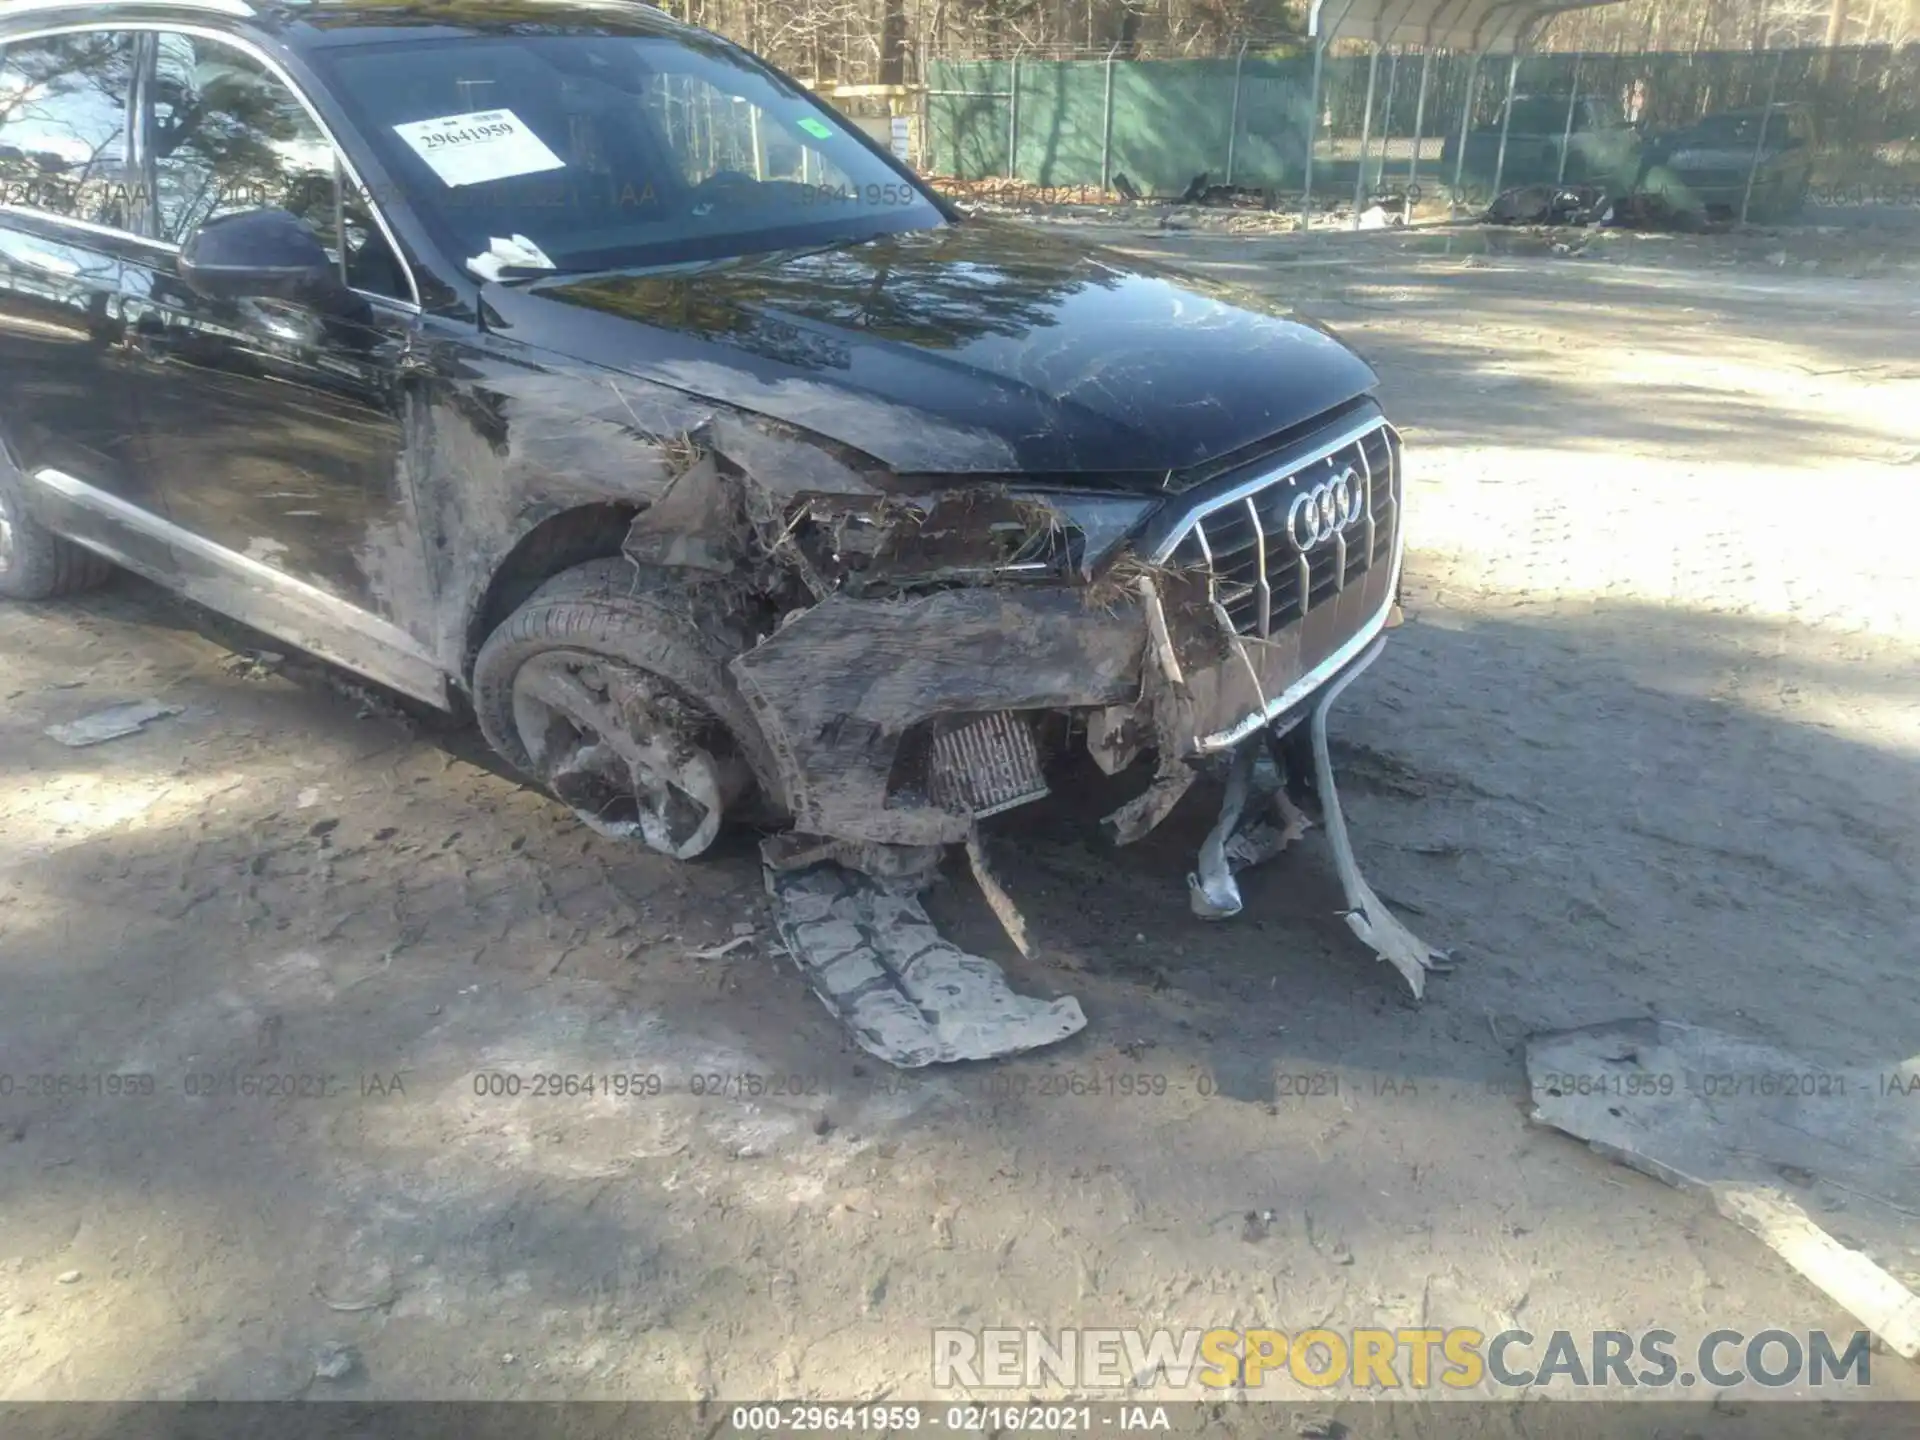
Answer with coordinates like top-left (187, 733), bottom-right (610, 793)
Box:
top-left (0, 28), bottom-right (171, 574)
top-left (118, 27), bottom-right (442, 702)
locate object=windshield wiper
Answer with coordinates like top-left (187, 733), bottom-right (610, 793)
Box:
top-left (509, 238), bottom-right (871, 291)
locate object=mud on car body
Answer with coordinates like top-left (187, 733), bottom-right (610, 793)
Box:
top-left (0, 0), bottom-right (1442, 1066)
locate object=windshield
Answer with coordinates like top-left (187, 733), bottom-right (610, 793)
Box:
top-left (311, 31), bottom-right (945, 275)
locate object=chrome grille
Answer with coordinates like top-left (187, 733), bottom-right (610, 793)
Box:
top-left (1160, 420), bottom-right (1399, 639)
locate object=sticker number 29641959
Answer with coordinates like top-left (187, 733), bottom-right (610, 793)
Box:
top-left (392, 108), bottom-right (566, 188)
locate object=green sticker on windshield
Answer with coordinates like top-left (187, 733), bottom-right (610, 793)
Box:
top-left (797, 117), bottom-right (834, 139)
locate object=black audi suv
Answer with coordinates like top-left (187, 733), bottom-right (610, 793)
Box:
top-left (0, 0), bottom-right (1405, 877)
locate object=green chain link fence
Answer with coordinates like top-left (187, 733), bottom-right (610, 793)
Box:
top-left (928, 45), bottom-right (1920, 210)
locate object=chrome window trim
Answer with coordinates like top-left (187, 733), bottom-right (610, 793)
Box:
top-left (0, 19), bottom-right (422, 309)
top-left (0, 206), bottom-right (179, 251)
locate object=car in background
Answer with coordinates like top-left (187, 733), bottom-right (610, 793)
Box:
top-left (1441, 92), bottom-right (1644, 195)
top-left (1640, 103), bottom-right (1815, 220)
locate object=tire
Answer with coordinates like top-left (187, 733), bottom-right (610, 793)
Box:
top-left (0, 458), bottom-right (112, 601)
top-left (471, 557), bottom-right (786, 854)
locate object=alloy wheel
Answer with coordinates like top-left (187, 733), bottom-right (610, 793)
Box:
top-left (509, 649), bottom-right (738, 860)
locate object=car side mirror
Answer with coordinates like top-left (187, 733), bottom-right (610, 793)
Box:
top-left (178, 207), bottom-right (354, 310)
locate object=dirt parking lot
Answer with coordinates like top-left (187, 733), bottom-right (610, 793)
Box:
top-left (3, 219), bottom-right (1917, 1413)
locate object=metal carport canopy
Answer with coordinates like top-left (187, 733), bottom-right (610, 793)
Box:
top-left (1311, 0), bottom-right (1626, 52)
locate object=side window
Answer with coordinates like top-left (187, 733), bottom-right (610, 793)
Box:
top-left (0, 32), bottom-right (138, 229)
top-left (145, 31), bottom-right (405, 298)
top-left (147, 33), bottom-right (336, 244)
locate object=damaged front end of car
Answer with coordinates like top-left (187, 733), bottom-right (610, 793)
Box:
top-left (606, 394), bottom-right (1447, 1068)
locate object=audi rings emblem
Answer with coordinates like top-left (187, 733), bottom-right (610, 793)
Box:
top-left (1286, 467), bottom-right (1364, 551)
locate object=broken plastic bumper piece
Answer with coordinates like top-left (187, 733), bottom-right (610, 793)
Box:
top-left (1188, 636), bottom-right (1452, 999)
top-left (766, 856), bottom-right (1086, 1069)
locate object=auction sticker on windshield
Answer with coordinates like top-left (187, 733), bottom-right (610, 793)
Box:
top-left (392, 109), bottom-right (565, 188)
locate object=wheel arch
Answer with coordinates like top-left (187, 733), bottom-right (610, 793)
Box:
top-left (461, 501), bottom-right (643, 684)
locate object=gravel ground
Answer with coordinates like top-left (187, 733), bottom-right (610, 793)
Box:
top-left (2, 222), bottom-right (1917, 1409)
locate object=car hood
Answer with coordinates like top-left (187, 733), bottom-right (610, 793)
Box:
top-left (482, 220), bottom-right (1377, 487)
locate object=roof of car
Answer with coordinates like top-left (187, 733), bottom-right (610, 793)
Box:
top-left (0, 0), bottom-right (698, 44)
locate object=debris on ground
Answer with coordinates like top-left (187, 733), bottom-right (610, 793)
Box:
top-left (1482, 183), bottom-right (1730, 233)
top-left (1527, 1019), bottom-right (1920, 1358)
top-left (1176, 173), bottom-right (1276, 209)
top-left (311, 1343), bottom-right (360, 1383)
top-left (687, 935), bottom-right (754, 961)
top-left (220, 649), bottom-right (285, 680)
top-left (764, 851), bottom-right (1085, 1068)
top-left (1602, 191), bottom-right (1722, 232)
top-left (43, 700), bottom-right (182, 748)
top-left (1484, 183), bottom-right (1610, 227)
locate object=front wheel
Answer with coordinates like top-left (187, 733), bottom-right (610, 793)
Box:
top-left (0, 459), bottom-right (112, 601)
top-left (471, 558), bottom-right (783, 859)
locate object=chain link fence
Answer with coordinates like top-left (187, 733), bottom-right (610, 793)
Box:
top-left (924, 43), bottom-right (1920, 218)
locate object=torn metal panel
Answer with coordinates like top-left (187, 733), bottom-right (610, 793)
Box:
top-left (413, 352), bottom-right (888, 678)
top-left (731, 586), bottom-right (1147, 847)
top-left (620, 451), bottom-right (745, 576)
top-left (1099, 572), bottom-right (1203, 847)
top-left (705, 411), bottom-right (888, 501)
top-left (767, 860), bottom-right (1085, 1068)
top-left (1528, 1020), bottom-right (1920, 1357)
